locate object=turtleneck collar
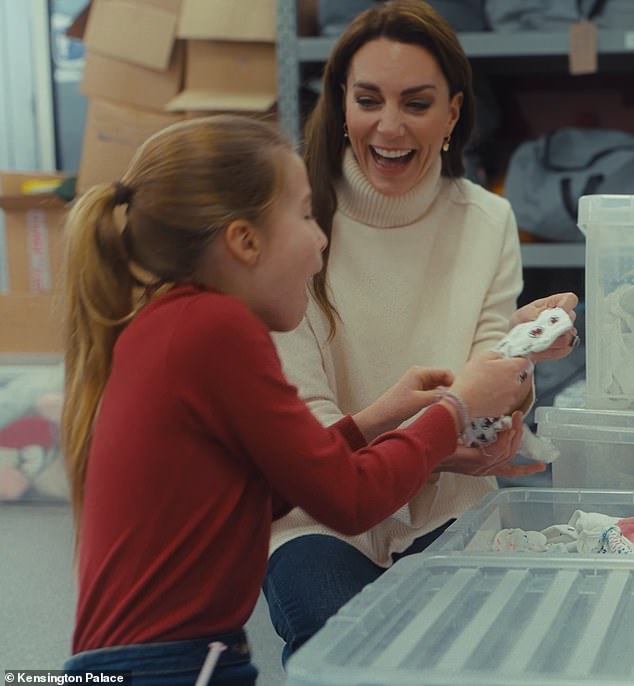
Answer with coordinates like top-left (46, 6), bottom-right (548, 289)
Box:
top-left (336, 147), bottom-right (443, 228)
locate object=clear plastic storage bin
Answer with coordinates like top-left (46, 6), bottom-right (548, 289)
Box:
top-left (578, 194), bottom-right (634, 410)
top-left (286, 553), bottom-right (634, 686)
top-left (425, 487), bottom-right (634, 555)
top-left (0, 354), bottom-right (67, 502)
top-left (535, 406), bottom-right (634, 490)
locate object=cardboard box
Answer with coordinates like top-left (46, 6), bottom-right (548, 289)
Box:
top-left (77, 98), bottom-right (182, 192)
top-left (0, 294), bottom-right (63, 353)
top-left (77, 0), bottom-right (185, 111)
top-left (74, 0), bottom-right (307, 115)
top-left (0, 172), bottom-right (67, 294)
top-left (177, 0), bottom-right (276, 41)
top-left (166, 41), bottom-right (277, 113)
top-left (0, 172), bottom-right (67, 353)
top-left (81, 42), bottom-right (185, 112)
top-left (83, 0), bottom-right (181, 71)
top-left (177, 0), bottom-right (317, 40)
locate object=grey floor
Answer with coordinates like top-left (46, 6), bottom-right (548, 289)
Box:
top-left (0, 503), bottom-right (286, 684)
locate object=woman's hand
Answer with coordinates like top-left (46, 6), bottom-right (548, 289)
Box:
top-left (435, 411), bottom-right (545, 478)
top-left (353, 366), bottom-right (454, 442)
top-left (510, 291), bottom-right (580, 362)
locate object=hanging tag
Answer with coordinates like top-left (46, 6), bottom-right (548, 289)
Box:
top-left (569, 21), bottom-right (598, 75)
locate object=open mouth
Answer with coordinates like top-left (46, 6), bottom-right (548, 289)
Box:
top-left (370, 145), bottom-right (416, 167)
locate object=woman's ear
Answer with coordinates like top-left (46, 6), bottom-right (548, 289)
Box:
top-left (223, 219), bottom-right (262, 266)
top-left (448, 91), bottom-right (464, 131)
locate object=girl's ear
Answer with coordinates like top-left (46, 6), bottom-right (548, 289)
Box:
top-left (223, 219), bottom-right (262, 266)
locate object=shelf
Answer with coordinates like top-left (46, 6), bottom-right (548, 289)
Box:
top-left (520, 242), bottom-right (585, 268)
top-left (297, 29), bottom-right (634, 62)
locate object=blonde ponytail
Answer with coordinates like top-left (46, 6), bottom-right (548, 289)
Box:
top-left (61, 184), bottom-right (136, 522)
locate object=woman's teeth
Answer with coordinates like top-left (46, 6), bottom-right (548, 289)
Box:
top-left (371, 146), bottom-right (414, 159)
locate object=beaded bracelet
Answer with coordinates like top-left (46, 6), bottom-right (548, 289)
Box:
top-left (436, 387), bottom-right (474, 445)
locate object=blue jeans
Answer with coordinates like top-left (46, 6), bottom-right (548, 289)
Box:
top-left (263, 522), bottom-right (454, 665)
top-left (63, 630), bottom-right (257, 685)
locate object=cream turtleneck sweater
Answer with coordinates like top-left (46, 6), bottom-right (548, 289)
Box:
top-left (271, 149), bottom-right (523, 566)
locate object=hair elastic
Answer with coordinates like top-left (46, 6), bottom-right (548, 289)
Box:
top-left (113, 181), bottom-right (134, 206)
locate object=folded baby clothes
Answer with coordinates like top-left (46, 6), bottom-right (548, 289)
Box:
top-left (492, 510), bottom-right (634, 555)
top-left (493, 526), bottom-right (574, 553)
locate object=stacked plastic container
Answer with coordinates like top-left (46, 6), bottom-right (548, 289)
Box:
top-left (536, 195), bottom-right (634, 489)
top-left (0, 354), bottom-right (67, 502)
top-left (286, 196), bottom-right (634, 686)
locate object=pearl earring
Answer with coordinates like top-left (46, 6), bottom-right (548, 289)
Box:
top-left (442, 134), bottom-right (451, 152)
top-left (343, 122), bottom-right (349, 139)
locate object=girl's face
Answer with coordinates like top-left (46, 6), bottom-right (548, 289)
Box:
top-left (344, 38), bottom-right (463, 196)
top-left (254, 152), bottom-right (327, 331)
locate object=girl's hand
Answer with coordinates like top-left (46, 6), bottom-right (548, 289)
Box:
top-left (353, 366), bottom-right (454, 442)
top-left (449, 352), bottom-right (533, 420)
top-left (435, 411), bottom-right (545, 477)
top-left (510, 292), bottom-right (580, 362)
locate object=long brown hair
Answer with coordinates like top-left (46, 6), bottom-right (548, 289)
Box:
top-left (62, 115), bottom-right (292, 523)
top-left (304, 0), bottom-right (475, 336)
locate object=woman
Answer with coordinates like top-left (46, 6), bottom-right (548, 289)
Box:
top-left (264, 0), bottom-right (578, 662)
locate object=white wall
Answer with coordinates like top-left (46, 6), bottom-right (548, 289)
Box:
top-left (0, 0), bottom-right (55, 171)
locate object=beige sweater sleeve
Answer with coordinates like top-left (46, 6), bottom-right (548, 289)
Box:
top-left (272, 311), bottom-right (344, 429)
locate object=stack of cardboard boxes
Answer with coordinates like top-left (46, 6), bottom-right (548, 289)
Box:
top-left (1, 0), bottom-right (316, 354)
top-left (74, 0), bottom-right (282, 192)
top-left (0, 0), bottom-right (283, 353)
top-left (73, 0), bottom-right (277, 192)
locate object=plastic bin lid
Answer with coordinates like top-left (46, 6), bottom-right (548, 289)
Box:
top-left (535, 406), bottom-right (634, 427)
top-left (286, 554), bottom-right (634, 686)
top-left (535, 406), bottom-right (634, 444)
top-left (577, 194), bottom-right (634, 236)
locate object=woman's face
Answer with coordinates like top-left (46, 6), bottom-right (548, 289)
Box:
top-left (343, 38), bottom-right (463, 196)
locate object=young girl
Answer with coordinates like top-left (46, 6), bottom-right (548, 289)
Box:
top-left (61, 115), bottom-right (531, 685)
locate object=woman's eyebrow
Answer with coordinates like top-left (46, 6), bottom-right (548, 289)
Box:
top-left (351, 81), bottom-right (436, 96)
top-left (401, 84), bottom-right (436, 96)
top-left (352, 81), bottom-right (381, 92)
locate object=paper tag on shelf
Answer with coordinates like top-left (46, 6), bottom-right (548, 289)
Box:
top-left (569, 21), bottom-right (598, 75)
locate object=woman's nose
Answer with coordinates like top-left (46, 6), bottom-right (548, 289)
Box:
top-left (377, 106), bottom-right (404, 136)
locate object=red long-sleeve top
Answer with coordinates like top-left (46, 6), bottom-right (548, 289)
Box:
top-left (73, 285), bottom-right (456, 652)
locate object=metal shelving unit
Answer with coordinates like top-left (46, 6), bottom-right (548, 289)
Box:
top-left (520, 242), bottom-right (585, 268)
top-left (296, 28), bottom-right (634, 62)
top-left (275, 0), bottom-right (634, 268)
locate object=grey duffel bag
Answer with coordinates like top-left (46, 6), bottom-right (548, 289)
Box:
top-left (504, 127), bottom-right (634, 241)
